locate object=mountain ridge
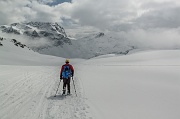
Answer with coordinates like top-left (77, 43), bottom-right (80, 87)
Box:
top-left (0, 22), bottom-right (135, 59)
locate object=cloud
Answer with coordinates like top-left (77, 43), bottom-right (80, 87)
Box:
top-left (0, 0), bottom-right (180, 30)
top-left (26, 1), bottom-right (60, 22)
top-left (69, 0), bottom-right (138, 29)
top-left (65, 0), bottom-right (180, 31)
top-left (0, 0), bottom-right (30, 25)
top-left (133, 2), bottom-right (180, 29)
top-left (0, 0), bottom-right (66, 25)
top-left (1, 0), bottom-right (180, 36)
top-left (121, 28), bottom-right (180, 49)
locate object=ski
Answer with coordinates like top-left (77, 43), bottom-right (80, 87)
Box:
top-left (61, 93), bottom-right (72, 96)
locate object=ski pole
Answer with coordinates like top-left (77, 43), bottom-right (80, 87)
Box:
top-left (54, 79), bottom-right (61, 97)
top-left (72, 77), bottom-right (77, 97)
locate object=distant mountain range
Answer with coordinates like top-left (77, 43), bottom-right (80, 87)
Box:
top-left (0, 22), bottom-right (135, 59)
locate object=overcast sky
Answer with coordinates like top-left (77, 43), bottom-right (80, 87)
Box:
top-left (1, 0), bottom-right (180, 46)
top-left (1, 0), bottom-right (180, 30)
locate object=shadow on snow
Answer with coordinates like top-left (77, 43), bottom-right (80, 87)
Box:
top-left (47, 95), bottom-right (67, 100)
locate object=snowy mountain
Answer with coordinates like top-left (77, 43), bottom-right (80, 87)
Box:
top-left (0, 22), bottom-right (71, 49)
top-left (0, 36), bottom-right (31, 51)
top-left (76, 32), bottom-right (135, 57)
top-left (0, 22), bottom-right (135, 59)
top-left (39, 32), bottom-right (135, 59)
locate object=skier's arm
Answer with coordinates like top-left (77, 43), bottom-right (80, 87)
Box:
top-left (60, 65), bottom-right (64, 79)
top-left (70, 65), bottom-right (74, 77)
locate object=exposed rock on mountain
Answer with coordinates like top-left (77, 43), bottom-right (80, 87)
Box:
top-left (0, 22), bottom-right (71, 48)
top-left (0, 22), bottom-right (135, 59)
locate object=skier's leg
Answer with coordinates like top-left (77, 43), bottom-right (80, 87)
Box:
top-left (67, 78), bottom-right (71, 94)
top-left (63, 78), bottom-right (66, 94)
top-left (63, 78), bottom-right (66, 89)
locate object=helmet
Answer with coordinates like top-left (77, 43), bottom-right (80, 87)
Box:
top-left (65, 59), bottom-right (69, 63)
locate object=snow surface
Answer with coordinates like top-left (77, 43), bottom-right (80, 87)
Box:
top-left (77, 50), bottom-right (180, 119)
top-left (0, 39), bottom-right (180, 119)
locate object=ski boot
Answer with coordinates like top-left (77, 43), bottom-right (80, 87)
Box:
top-left (67, 90), bottom-right (70, 95)
top-left (62, 89), bottom-right (66, 95)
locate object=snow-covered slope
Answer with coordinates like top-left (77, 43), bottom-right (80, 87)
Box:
top-left (0, 37), bottom-right (65, 65)
top-left (0, 36), bottom-right (89, 119)
top-left (77, 50), bottom-right (180, 119)
top-left (76, 32), bottom-right (135, 57)
top-left (0, 40), bottom-right (180, 119)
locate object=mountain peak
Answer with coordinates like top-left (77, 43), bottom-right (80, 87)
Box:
top-left (25, 22), bottom-right (67, 37)
top-left (0, 21), bottom-right (71, 50)
top-left (1, 22), bottom-right (67, 37)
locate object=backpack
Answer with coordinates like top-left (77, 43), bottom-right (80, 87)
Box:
top-left (62, 65), bottom-right (71, 79)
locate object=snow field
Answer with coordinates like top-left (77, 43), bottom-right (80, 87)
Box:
top-left (77, 50), bottom-right (180, 119)
top-left (1, 39), bottom-right (180, 119)
top-left (0, 66), bottom-right (92, 119)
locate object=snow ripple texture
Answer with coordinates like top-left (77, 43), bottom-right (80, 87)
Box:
top-left (0, 66), bottom-right (92, 119)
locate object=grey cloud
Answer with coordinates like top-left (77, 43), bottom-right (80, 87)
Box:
top-left (27, 2), bottom-right (59, 22)
top-left (0, 0), bottom-right (30, 25)
top-left (106, 1), bottom-right (180, 32)
top-left (124, 28), bottom-right (180, 49)
top-left (135, 7), bottom-right (180, 29)
top-left (0, 12), bottom-right (9, 25)
top-left (140, 1), bottom-right (178, 10)
top-left (70, 0), bottom-right (138, 30)
top-left (69, 0), bottom-right (180, 31)
top-left (1, 0), bottom-right (180, 32)
top-left (0, 0), bottom-right (63, 25)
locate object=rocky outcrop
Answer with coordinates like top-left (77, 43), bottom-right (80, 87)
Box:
top-left (0, 22), bottom-right (71, 50)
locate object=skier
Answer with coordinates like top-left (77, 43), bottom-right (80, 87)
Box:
top-left (60, 59), bottom-right (74, 95)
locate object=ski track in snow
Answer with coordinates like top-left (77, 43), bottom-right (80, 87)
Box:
top-left (0, 66), bottom-right (92, 119)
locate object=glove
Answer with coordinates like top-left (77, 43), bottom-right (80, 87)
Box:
top-left (71, 72), bottom-right (74, 77)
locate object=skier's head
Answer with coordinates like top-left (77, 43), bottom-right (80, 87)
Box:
top-left (65, 59), bottom-right (69, 63)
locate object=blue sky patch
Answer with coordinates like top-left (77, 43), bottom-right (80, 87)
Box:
top-left (47, 0), bottom-right (72, 6)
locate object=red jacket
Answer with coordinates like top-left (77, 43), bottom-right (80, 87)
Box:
top-left (60, 63), bottom-right (74, 78)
